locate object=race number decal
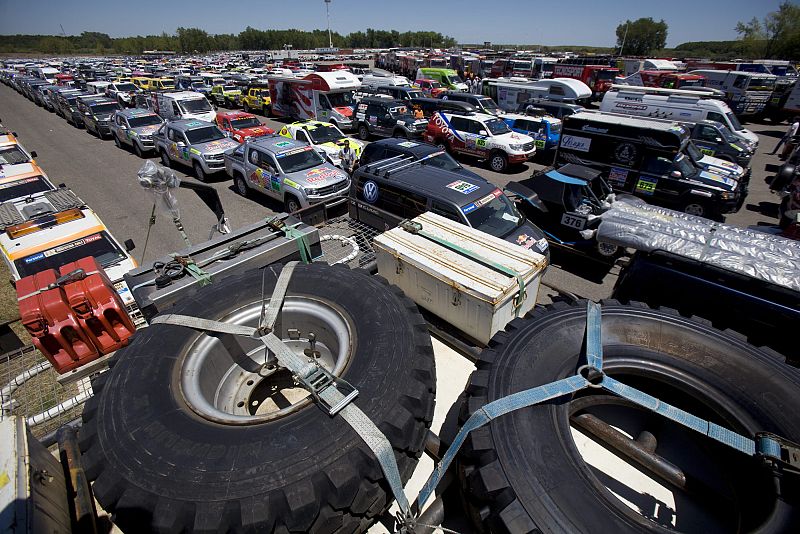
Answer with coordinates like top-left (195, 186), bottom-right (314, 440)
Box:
top-left (635, 177), bottom-right (658, 195)
top-left (560, 213), bottom-right (587, 230)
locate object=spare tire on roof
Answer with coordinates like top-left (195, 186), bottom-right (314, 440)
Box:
top-left (79, 263), bottom-right (435, 533)
top-left (458, 300), bottom-right (800, 533)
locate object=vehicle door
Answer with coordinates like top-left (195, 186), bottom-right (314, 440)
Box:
top-left (167, 127), bottom-right (190, 163)
top-left (636, 153), bottom-right (682, 204)
top-left (445, 116), bottom-right (472, 154)
top-left (464, 118), bottom-right (491, 157)
top-left (364, 104), bottom-right (385, 134)
top-left (693, 124), bottom-right (725, 157)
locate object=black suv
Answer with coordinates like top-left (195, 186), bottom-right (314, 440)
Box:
top-left (517, 98), bottom-right (584, 119)
top-left (408, 97), bottom-right (476, 119)
top-left (354, 97), bottom-right (429, 140)
top-left (374, 85), bottom-right (425, 104)
top-left (359, 138), bottom-right (481, 179)
top-left (349, 157), bottom-right (550, 260)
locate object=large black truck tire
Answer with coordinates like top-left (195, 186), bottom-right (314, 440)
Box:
top-left (79, 264), bottom-right (436, 533)
top-left (458, 300), bottom-right (800, 534)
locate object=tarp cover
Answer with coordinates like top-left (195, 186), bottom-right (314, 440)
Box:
top-left (597, 196), bottom-right (800, 292)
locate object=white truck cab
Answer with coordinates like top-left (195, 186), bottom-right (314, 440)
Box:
top-left (151, 91), bottom-right (216, 123)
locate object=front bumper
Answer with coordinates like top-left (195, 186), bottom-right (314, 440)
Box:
top-left (509, 150), bottom-right (536, 163)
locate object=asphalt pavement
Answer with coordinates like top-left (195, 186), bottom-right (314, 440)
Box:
top-left (0, 83), bottom-right (786, 302)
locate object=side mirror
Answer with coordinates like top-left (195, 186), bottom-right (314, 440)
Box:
top-left (670, 170), bottom-right (682, 179)
top-left (30, 150), bottom-right (37, 158)
top-left (124, 239), bottom-right (136, 252)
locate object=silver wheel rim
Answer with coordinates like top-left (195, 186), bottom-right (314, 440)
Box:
top-left (287, 198), bottom-right (300, 213)
top-left (236, 177), bottom-right (247, 195)
top-left (179, 296), bottom-right (354, 425)
top-left (684, 204), bottom-right (704, 216)
top-left (596, 242), bottom-right (618, 257)
top-left (491, 155), bottom-right (505, 171)
top-left (195, 164), bottom-right (205, 180)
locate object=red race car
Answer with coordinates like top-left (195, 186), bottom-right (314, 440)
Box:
top-left (215, 111), bottom-right (274, 143)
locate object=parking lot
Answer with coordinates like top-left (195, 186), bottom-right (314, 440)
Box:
top-left (0, 82), bottom-right (786, 303)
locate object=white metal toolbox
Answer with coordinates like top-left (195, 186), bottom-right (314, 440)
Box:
top-left (373, 212), bottom-right (547, 345)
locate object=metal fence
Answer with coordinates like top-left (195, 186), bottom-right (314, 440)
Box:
top-left (0, 345), bottom-right (90, 440)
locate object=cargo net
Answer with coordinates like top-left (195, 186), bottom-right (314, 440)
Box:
top-left (316, 216), bottom-right (381, 269)
top-left (0, 345), bottom-right (91, 440)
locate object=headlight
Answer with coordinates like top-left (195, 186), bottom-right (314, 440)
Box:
top-left (721, 192), bottom-right (736, 200)
top-left (509, 143), bottom-right (525, 151)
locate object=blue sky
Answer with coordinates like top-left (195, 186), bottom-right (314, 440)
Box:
top-left (0, 0), bottom-right (786, 47)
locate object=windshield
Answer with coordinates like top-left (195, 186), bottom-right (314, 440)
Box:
top-left (674, 153), bottom-right (698, 178)
top-left (90, 103), bottom-right (119, 115)
top-left (223, 85), bottom-right (237, 91)
top-left (0, 176), bottom-right (52, 203)
top-left (115, 83), bottom-right (136, 91)
top-left (180, 98), bottom-right (213, 113)
top-left (726, 112), bottom-right (744, 132)
top-left (686, 142), bottom-right (704, 164)
top-left (596, 70), bottom-right (617, 81)
top-left (485, 118), bottom-right (512, 135)
top-left (128, 115), bottom-right (162, 128)
top-left (0, 145), bottom-right (30, 165)
top-left (406, 90), bottom-right (424, 99)
top-left (747, 77), bottom-right (776, 91)
top-left (445, 74), bottom-right (464, 85)
top-left (464, 190), bottom-right (522, 236)
top-left (423, 151), bottom-right (462, 172)
top-left (191, 81), bottom-right (206, 88)
top-left (231, 117), bottom-right (262, 129)
top-left (15, 232), bottom-right (126, 278)
top-left (307, 124), bottom-right (345, 144)
top-left (185, 126), bottom-right (226, 144)
top-left (327, 91), bottom-right (354, 107)
top-left (477, 98), bottom-right (500, 113)
top-left (159, 81), bottom-right (175, 89)
top-left (278, 148), bottom-right (325, 173)
top-left (718, 125), bottom-right (740, 143)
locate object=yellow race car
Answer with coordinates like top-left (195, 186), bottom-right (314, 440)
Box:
top-left (278, 120), bottom-right (363, 168)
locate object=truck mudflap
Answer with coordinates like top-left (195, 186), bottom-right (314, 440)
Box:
top-left (17, 269), bottom-right (99, 374)
top-left (59, 256), bottom-right (136, 355)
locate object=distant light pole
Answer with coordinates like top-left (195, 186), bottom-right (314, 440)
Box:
top-left (619, 21), bottom-right (629, 57)
top-left (325, 0), bottom-right (333, 49)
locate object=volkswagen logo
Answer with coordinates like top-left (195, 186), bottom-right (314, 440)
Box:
top-left (363, 180), bottom-right (379, 203)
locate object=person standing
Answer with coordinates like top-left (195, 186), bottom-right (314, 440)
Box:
top-left (770, 118), bottom-right (800, 155)
top-left (338, 139), bottom-right (357, 174)
top-left (465, 75), bottom-right (473, 94)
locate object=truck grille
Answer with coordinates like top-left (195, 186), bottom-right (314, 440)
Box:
top-left (311, 179), bottom-right (349, 197)
top-left (522, 141), bottom-right (535, 151)
top-left (205, 153), bottom-right (225, 161)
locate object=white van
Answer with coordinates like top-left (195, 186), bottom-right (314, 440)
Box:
top-left (600, 85), bottom-right (759, 148)
top-left (361, 69), bottom-right (410, 89)
top-left (150, 91), bottom-right (216, 123)
top-left (480, 77), bottom-right (592, 112)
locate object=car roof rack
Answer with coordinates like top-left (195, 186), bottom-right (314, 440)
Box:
top-left (361, 155), bottom-right (430, 178)
top-left (0, 187), bottom-right (85, 228)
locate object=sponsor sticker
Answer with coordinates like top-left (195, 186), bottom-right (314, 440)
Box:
top-left (283, 178), bottom-right (299, 189)
top-left (608, 167), bottom-right (629, 186)
top-left (397, 141), bottom-right (418, 148)
top-left (560, 135), bottom-right (591, 152)
top-left (446, 180), bottom-right (479, 195)
top-left (275, 140), bottom-right (291, 148)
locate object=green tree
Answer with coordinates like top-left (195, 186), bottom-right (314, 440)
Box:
top-left (616, 18), bottom-right (668, 56)
top-left (736, 1), bottom-right (800, 59)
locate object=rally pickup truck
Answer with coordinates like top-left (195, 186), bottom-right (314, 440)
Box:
top-left (238, 85), bottom-right (271, 114)
top-left (224, 136), bottom-right (350, 213)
